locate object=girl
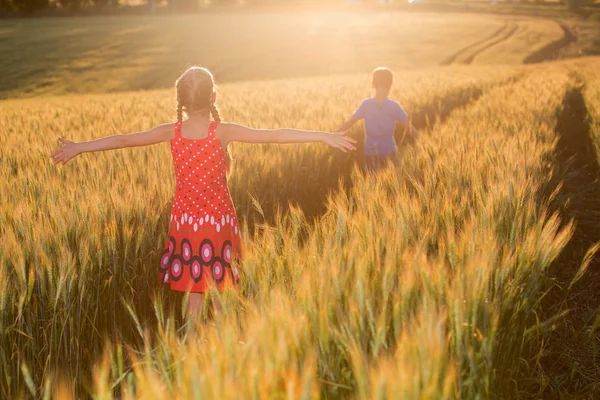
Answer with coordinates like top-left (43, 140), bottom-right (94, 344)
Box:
top-left (51, 66), bottom-right (356, 319)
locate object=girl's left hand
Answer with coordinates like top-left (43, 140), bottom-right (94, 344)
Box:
top-left (51, 137), bottom-right (81, 165)
top-left (323, 131), bottom-right (357, 153)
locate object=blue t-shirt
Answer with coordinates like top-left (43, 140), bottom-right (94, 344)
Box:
top-left (353, 98), bottom-right (408, 156)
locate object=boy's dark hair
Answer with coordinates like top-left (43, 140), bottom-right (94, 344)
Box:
top-left (372, 67), bottom-right (394, 89)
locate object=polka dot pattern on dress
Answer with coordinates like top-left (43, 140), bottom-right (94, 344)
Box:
top-left (158, 121), bottom-right (242, 293)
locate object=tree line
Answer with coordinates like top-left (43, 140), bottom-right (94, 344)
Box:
top-left (3, 0), bottom-right (332, 13)
top-left (0, 0), bottom-right (594, 17)
top-left (0, 0), bottom-right (275, 13)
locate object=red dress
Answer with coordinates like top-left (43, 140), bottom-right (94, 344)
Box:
top-left (159, 121), bottom-right (242, 292)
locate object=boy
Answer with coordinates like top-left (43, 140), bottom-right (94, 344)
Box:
top-left (337, 67), bottom-right (419, 173)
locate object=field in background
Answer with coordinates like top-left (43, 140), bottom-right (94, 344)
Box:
top-left (0, 12), bottom-right (565, 98)
top-left (1, 10), bottom-right (600, 400)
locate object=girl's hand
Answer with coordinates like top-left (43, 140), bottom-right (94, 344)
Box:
top-left (51, 138), bottom-right (81, 165)
top-left (322, 131), bottom-right (357, 153)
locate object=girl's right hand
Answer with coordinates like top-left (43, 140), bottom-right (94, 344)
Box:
top-left (51, 137), bottom-right (81, 165)
top-left (322, 131), bottom-right (357, 153)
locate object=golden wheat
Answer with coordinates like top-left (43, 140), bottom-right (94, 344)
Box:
top-left (1, 58), bottom-right (599, 398)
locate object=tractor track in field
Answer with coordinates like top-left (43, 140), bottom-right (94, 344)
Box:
top-left (440, 23), bottom-right (509, 66)
top-left (442, 21), bottom-right (577, 67)
top-left (527, 82), bottom-right (600, 399)
top-left (524, 24), bottom-right (578, 64)
top-left (440, 22), bottom-right (518, 66)
top-left (462, 24), bottom-right (519, 65)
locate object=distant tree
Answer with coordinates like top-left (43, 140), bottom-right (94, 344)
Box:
top-left (171, 0), bottom-right (204, 11)
top-left (58, 0), bottom-right (88, 10)
top-left (99, 0), bottom-right (120, 7)
top-left (566, 0), bottom-right (586, 9)
top-left (92, 0), bottom-right (116, 7)
top-left (0, 0), bottom-right (15, 10)
top-left (220, 0), bottom-right (238, 4)
top-left (12, 0), bottom-right (48, 12)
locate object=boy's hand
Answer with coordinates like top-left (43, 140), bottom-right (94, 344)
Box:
top-left (51, 137), bottom-right (81, 165)
top-left (322, 131), bottom-right (357, 153)
top-left (409, 127), bottom-right (420, 141)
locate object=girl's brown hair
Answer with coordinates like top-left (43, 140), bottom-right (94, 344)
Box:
top-left (175, 67), bottom-right (233, 171)
top-left (176, 67), bottom-right (221, 124)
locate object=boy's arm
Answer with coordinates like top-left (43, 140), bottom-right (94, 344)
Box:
top-left (218, 123), bottom-right (357, 153)
top-left (392, 102), bottom-right (419, 144)
top-left (336, 116), bottom-right (359, 133)
top-left (51, 123), bottom-right (174, 165)
top-left (399, 120), bottom-right (420, 145)
top-left (338, 100), bottom-right (365, 132)
top-left (402, 120), bottom-right (419, 139)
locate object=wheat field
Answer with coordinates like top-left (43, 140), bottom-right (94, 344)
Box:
top-left (0, 12), bottom-right (563, 99)
top-left (1, 10), bottom-right (600, 400)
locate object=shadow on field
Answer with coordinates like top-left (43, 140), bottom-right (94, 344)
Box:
top-left (407, 86), bottom-right (489, 131)
top-left (524, 24), bottom-right (577, 64)
top-left (236, 83), bottom-right (492, 233)
top-left (526, 84), bottom-right (600, 398)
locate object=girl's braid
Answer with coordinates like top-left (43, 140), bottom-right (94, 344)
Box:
top-left (176, 94), bottom-right (183, 124)
top-left (209, 92), bottom-right (221, 123)
top-left (207, 91), bottom-right (230, 170)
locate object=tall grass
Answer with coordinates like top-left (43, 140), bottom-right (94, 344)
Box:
top-left (0, 62), bottom-right (587, 398)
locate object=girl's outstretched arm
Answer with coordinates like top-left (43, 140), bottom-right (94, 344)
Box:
top-left (50, 123), bottom-right (174, 165)
top-left (218, 123), bottom-right (357, 153)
